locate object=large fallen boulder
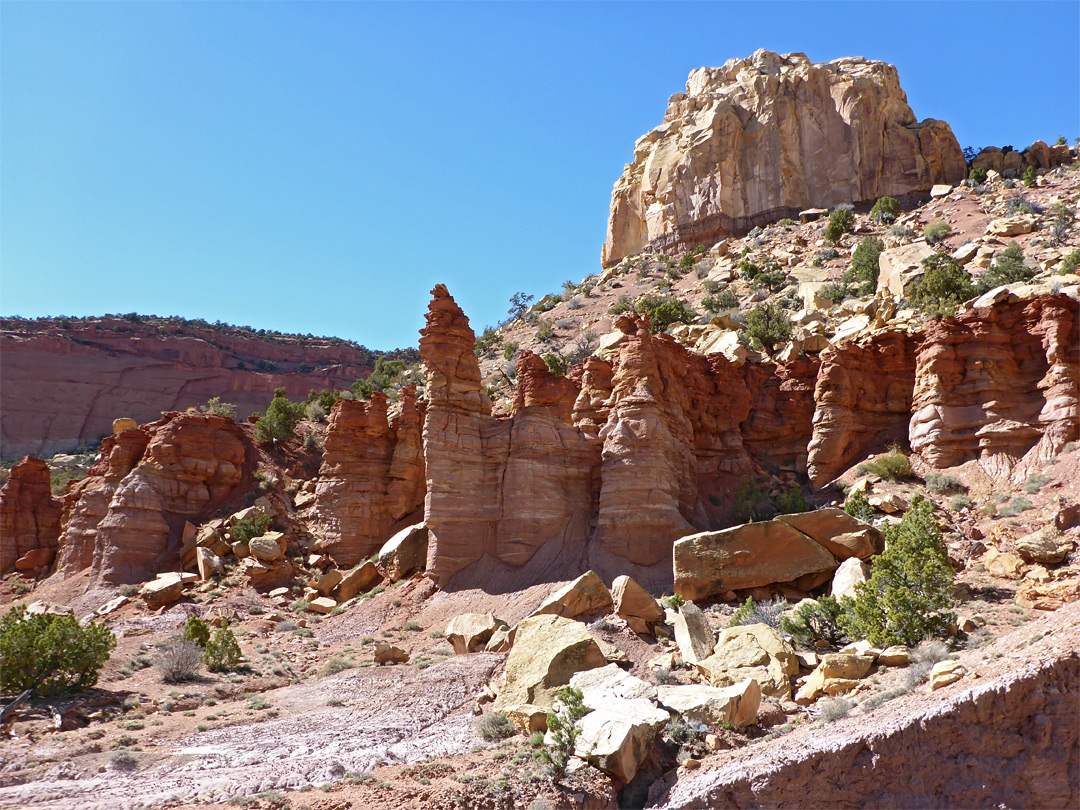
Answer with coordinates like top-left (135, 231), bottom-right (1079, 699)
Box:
top-left (335, 560), bottom-right (381, 601)
top-left (139, 572), bottom-right (196, 609)
top-left (656, 679), bottom-right (761, 729)
top-left (612, 575), bottom-right (664, 632)
top-left (795, 653), bottom-right (875, 704)
top-left (673, 602), bottom-right (716, 665)
top-left (493, 614), bottom-right (608, 712)
top-left (775, 509), bottom-right (884, 560)
top-left (1016, 526), bottom-right (1073, 565)
top-left (446, 613), bottom-right (508, 655)
top-left (376, 522), bottom-right (427, 581)
top-left (532, 570), bottom-right (613, 619)
top-left (695, 624), bottom-right (799, 700)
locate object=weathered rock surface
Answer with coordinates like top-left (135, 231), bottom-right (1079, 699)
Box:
top-left (1016, 526), bottom-right (1073, 565)
top-left (335, 561), bottom-right (381, 602)
top-left (830, 557), bottom-right (870, 599)
top-left (493, 614), bottom-right (607, 711)
top-left (532, 570), bottom-right (613, 619)
top-left (446, 613), bottom-right (508, 655)
top-left (602, 49), bottom-right (963, 265)
top-left (376, 522), bottom-right (428, 582)
top-left (695, 624), bottom-right (798, 700)
top-left (656, 679), bottom-right (761, 729)
top-left (0, 316), bottom-right (386, 461)
top-left (672, 602), bottom-right (716, 665)
top-left (0, 456), bottom-right (62, 574)
top-left (612, 574), bottom-right (664, 631)
top-left (794, 653), bottom-right (875, 704)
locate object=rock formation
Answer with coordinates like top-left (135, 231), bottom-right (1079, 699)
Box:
top-left (0, 457), bottom-right (62, 574)
top-left (602, 49), bottom-right (965, 265)
top-left (0, 315), bottom-right (404, 461)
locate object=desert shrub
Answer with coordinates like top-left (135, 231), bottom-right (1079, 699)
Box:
top-left (923, 220), bottom-right (952, 245)
top-left (183, 617), bottom-right (211, 648)
top-left (824, 208), bottom-right (855, 243)
top-left (727, 597), bottom-right (789, 629)
top-left (539, 352), bottom-right (568, 378)
top-left (663, 594), bottom-right (685, 610)
top-left (743, 303), bottom-right (792, 352)
top-left (889, 225), bottom-right (917, 240)
top-left (844, 490), bottom-right (875, 522)
top-left (653, 666), bottom-right (676, 685)
top-left (1024, 473), bottom-right (1052, 494)
top-left (813, 247), bottom-right (841, 266)
top-left (304, 401), bottom-right (327, 423)
top-left (856, 447), bottom-right (913, 481)
top-left (303, 431), bottom-right (323, 453)
top-left (479, 711), bottom-right (516, 742)
top-left (716, 289), bottom-right (739, 310)
top-left (1022, 165), bottom-right (1037, 188)
top-left (870, 196), bottom-right (900, 224)
top-left (968, 167), bottom-right (988, 185)
top-left (254, 388), bottom-right (305, 443)
top-left (738, 259), bottom-right (760, 279)
top-left (535, 319), bottom-right (555, 342)
top-left (818, 697), bottom-right (855, 723)
top-left (1005, 195), bottom-right (1040, 217)
top-left (909, 254), bottom-right (973, 318)
top-left (780, 596), bottom-right (847, 647)
top-left (924, 473), bottom-right (965, 494)
top-left (475, 327), bottom-right (500, 356)
top-left (538, 687), bottom-right (589, 782)
top-left (231, 513), bottom-right (272, 545)
top-left (949, 494), bottom-right (974, 511)
top-left (849, 236), bottom-right (885, 292)
top-left (156, 637), bottom-right (203, 683)
top-left (733, 478), bottom-right (777, 523)
top-left (319, 656), bottom-right (356, 677)
top-left (774, 483), bottom-right (808, 515)
top-left (0, 606), bottom-right (116, 696)
top-left (203, 624), bottom-right (242, 673)
top-left (502, 341), bottom-right (519, 361)
top-left (608, 295), bottom-right (635, 316)
top-left (975, 242), bottom-right (1034, 294)
top-left (111, 751), bottom-right (138, 771)
top-left (701, 279), bottom-right (721, 294)
top-left (912, 639), bottom-right (950, 666)
top-left (839, 496), bottom-right (955, 647)
top-left (999, 496), bottom-right (1033, 517)
top-left (636, 294), bottom-right (696, 333)
top-left (199, 397), bottom-right (238, 419)
top-left (1061, 249), bottom-right (1080, 276)
top-left (751, 268), bottom-right (789, 293)
top-left (820, 281), bottom-right (853, 305)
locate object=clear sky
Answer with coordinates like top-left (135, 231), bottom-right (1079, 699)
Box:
top-left (3, 1), bottom-right (1078, 350)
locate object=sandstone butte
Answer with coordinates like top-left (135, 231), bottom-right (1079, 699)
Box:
top-left (602, 49), bottom-right (966, 266)
top-left (4, 283), bottom-right (1076, 591)
top-left (0, 314), bottom-right (414, 461)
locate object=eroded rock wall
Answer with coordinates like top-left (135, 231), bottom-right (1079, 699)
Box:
top-left (0, 457), bottom-right (62, 574)
top-left (603, 49), bottom-right (965, 265)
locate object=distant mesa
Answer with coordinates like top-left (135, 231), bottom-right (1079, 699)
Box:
top-left (602, 49), bottom-right (966, 266)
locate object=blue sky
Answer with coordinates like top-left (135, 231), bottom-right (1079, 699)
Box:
top-left (3, 1), bottom-right (1078, 350)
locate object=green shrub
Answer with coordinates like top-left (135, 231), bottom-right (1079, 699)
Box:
top-left (535, 319), bottom-right (555, 342)
top-left (727, 597), bottom-right (788, 629)
top-left (1024, 473), bottom-right (1052, 494)
top-left (838, 496), bottom-right (955, 647)
top-left (714, 289), bottom-right (739, 310)
top-left (183, 617), bottom-right (211, 648)
top-left (203, 624), bottom-right (242, 673)
top-left (479, 711), bottom-right (516, 742)
top-left (849, 237), bottom-right (885, 292)
top-left (231, 513), bottom-right (272, 545)
top-left (635, 294), bottom-right (696, 333)
top-left (199, 397), bottom-right (238, 419)
top-left (475, 327), bottom-right (500, 356)
top-left (254, 388), bottom-right (305, 443)
top-left (319, 656), bottom-right (356, 677)
top-left (538, 687), bottom-right (589, 782)
top-left (909, 254), bottom-right (973, 318)
top-left (923, 220), bottom-right (952, 246)
top-left (870, 197), bottom-right (900, 224)
top-left (999, 496), bottom-right (1033, 517)
top-left (813, 247), bottom-right (841, 266)
top-left (975, 242), bottom-right (1034, 294)
top-left (968, 167), bottom-right (988, 185)
top-left (924, 473), bottom-right (965, 494)
top-left (1061, 249), bottom-right (1080, 276)
top-left (663, 594), bottom-right (685, 610)
top-left (737, 259), bottom-right (760, 279)
top-left (733, 478), bottom-right (777, 523)
top-left (743, 303), bottom-right (793, 353)
top-left (0, 606), bottom-right (116, 696)
top-left (844, 490), bottom-right (875, 522)
top-left (780, 595), bottom-right (847, 647)
top-left (774, 483), bottom-right (808, 515)
top-left (542, 352), bottom-right (568, 377)
top-left (820, 282), bottom-right (853, 305)
top-left (751, 268), bottom-right (789, 293)
top-left (701, 279), bottom-right (721, 294)
top-left (819, 697), bottom-right (855, 723)
top-left (824, 208), bottom-right (855, 243)
top-left (856, 448), bottom-right (913, 481)
top-left (1022, 165), bottom-right (1037, 188)
top-left (608, 295), bottom-right (635, 316)
top-left (949, 494), bottom-right (974, 511)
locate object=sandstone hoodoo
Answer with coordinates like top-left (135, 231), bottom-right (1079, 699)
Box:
top-left (602, 49), bottom-right (965, 265)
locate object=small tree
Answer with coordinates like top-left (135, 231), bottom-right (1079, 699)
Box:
top-left (743, 303), bottom-right (793, 352)
top-left (839, 496), bottom-right (955, 647)
top-left (198, 397), bottom-right (238, 419)
top-left (183, 617), bottom-right (211, 647)
top-left (844, 490), bottom-right (875, 523)
top-left (870, 196), bottom-right (900, 224)
top-left (780, 596), bottom-right (847, 647)
top-left (909, 254), bottom-right (973, 318)
top-left (0, 607), bottom-right (116, 696)
top-left (848, 236), bottom-right (884, 294)
top-left (508, 292), bottom-right (534, 321)
top-left (538, 686), bottom-right (589, 783)
top-left (203, 623), bottom-right (242, 672)
top-left (824, 208), bottom-right (855, 244)
top-left (635, 293), bottom-right (696, 333)
top-left (1022, 165), bottom-right (1038, 188)
top-left (542, 352), bottom-right (568, 377)
top-left (231, 512), bottom-right (272, 545)
top-left (968, 167), bottom-right (988, 185)
top-left (974, 242), bottom-right (1034, 294)
top-left (254, 388), bottom-right (304, 443)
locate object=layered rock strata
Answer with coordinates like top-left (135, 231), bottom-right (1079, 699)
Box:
top-left (603, 49), bottom-right (965, 265)
top-left (0, 457), bottom-right (63, 574)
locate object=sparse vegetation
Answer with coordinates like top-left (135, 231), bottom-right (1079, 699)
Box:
top-left (542, 352), bottom-right (568, 377)
top-left (155, 637), bottom-right (203, 683)
top-left (183, 617), bottom-right (211, 648)
top-left (870, 196), bottom-right (900, 224)
top-left (635, 293), bottom-right (696, 333)
top-left (231, 513), bottom-right (273, 545)
top-left (203, 624), bottom-right (242, 672)
top-left (479, 711), bottom-right (516, 742)
top-left (824, 207), bottom-right (855, 244)
top-left (974, 242), bottom-right (1034, 294)
top-left (848, 236), bottom-right (884, 293)
top-left (856, 446), bottom-right (913, 481)
top-left (844, 490), bottom-right (875, 522)
top-left (1023, 473), bottom-right (1051, 494)
top-left (743, 302), bottom-right (792, 353)
top-left (910, 253), bottom-right (974, 318)
top-left (537, 687), bottom-right (589, 782)
top-left (254, 388), bottom-right (305, 443)
top-left (924, 473), bottom-right (965, 494)
top-left (0, 606), bottom-right (116, 696)
top-left (818, 697), bottom-right (855, 723)
top-left (999, 496), bottom-right (1033, 517)
top-left (923, 220), bottom-right (952, 245)
top-left (198, 397), bottom-right (238, 419)
top-left (781, 596), bottom-right (847, 647)
top-left (727, 596), bottom-right (789, 629)
top-left (1022, 165), bottom-right (1037, 188)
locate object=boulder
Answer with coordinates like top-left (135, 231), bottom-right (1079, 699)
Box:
top-left (674, 520), bottom-right (838, 601)
top-left (195, 547), bottom-right (224, 581)
top-left (929, 660), bottom-right (966, 690)
top-left (1016, 526), bottom-right (1073, 565)
top-left (574, 698), bottom-right (670, 783)
top-left (656, 679), bottom-right (761, 729)
top-left (240, 557), bottom-right (296, 591)
top-left (493, 615), bottom-right (608, 711)
top-left (314, 569), bottom-right (343, 596)
top-left (794, 653), bottom-right (875, 704)
top-left (15, 547), bottom-right (55, 571)
top-left (532, 570), bottom-right (613, 619)
top-left (868, 492), bottom-right (908, 514)
top-left (695, 624), bottom-right (799, 700)
top-left (248, 531), bottom-right (286, 562)
top-left (112, 418), bottom-right (138, 433)
top-left (485, 627), bottom-right (514, 653)
top-left (376, 522), bottom-right (427, 582)
top-left (673, 602), bottom-right (716, 665)
top-left (985, 216), bottom-right (1037, 237)
top-left (139, 572), bottom-right (187, 608)
top-left (308, 596), bottom-right (337, 614)
top-left (830, 557), bottom-right (870, 599)
top-left (570, 663), bottom-right (658, 706)
top-left (374, 643), bottom-right (409, 665)
top-left (877, 646), bottom-right (910, 666)
top-left (983, 547), bottom-right (1024, 580)
top-left (877, 242), bottom-right (937, 299)
top-left (446, 613), bottom-right (508, 655)
top-left (503, 704), bottom-right (549, 733)
top-left (335, 561), bottom-right (381, 602)
top-left (775, 509), bottom-right (884, 560)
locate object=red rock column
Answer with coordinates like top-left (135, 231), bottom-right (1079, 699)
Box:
top-left (0, 457), bottom-right (62, 574)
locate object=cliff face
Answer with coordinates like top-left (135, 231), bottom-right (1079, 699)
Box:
top-left (0, 317), bottom-right (398, 461)
top-left (603, 49), bottom-right (965, 265)
top-left (0, 457), bottom-right (62, 574)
